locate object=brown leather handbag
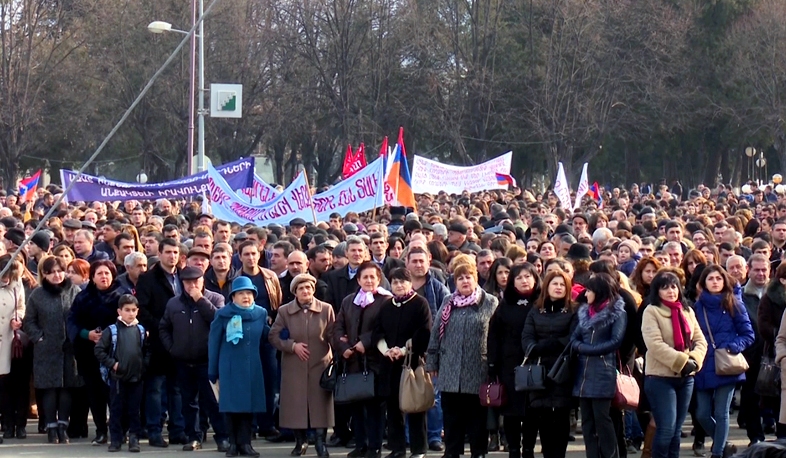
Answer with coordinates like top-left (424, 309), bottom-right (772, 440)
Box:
top-left (11, 288), bottom-right (28, 360)
top-left (399, 340), bottom-right (435, 413)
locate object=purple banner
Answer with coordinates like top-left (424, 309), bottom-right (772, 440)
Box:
top-left (60, 157), bottom-right (255, 202)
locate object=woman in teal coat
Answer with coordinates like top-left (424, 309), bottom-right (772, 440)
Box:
top-left (209, 277), bottom-right (269, 458)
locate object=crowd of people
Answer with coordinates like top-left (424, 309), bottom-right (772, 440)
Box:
top-left (0, 180), bottom-right (782, 458)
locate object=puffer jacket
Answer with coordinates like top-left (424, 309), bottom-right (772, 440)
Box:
top-left (693, 290), bottom-right (755, 390)
top-left (571, 297), bottom-right (627, 399)
top-left (521, 299), bottom-right (577, 409)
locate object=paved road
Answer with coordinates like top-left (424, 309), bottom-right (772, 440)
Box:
top-left (0, 422), bottom-right (755, 458)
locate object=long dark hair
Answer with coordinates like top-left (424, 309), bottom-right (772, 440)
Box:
top-left (583, 272), bottom-right (619, 306)
top-left (503, 262), bottom-right (541, 303)
top-left (647, 271), bottom-right (683, 307)
top-left (484, 257), bottom-right (512, 296)
top-left (697, 264), bottom-right (738, 315)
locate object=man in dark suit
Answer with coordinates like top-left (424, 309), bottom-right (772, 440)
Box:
top-left (323, 236), bottom-right (390, 311)
top-left (368, 232), bottom-right (404, 279)
top-left (135, 238), bottom-right (187, 447)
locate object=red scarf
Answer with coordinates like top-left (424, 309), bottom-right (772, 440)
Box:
top-left (662, 300), bottom-right (691, 352)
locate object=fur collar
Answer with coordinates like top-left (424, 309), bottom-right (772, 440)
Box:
top-left (577, 296), bottom-right (625, 329)
top-left (765, 279), bottom-right (786, 307)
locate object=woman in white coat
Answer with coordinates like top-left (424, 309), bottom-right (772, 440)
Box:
top-left (0, 254), bottom-right (29, 442)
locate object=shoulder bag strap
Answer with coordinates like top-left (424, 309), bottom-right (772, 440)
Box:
top-left (701, 306), bottom-right (716, 349)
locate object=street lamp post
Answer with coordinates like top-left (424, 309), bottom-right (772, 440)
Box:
top-left (745, 146), bottom-right (756, 183)
top-left (147, 0), bottom-right (206, 175)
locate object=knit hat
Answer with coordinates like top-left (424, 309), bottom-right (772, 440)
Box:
top-left (618, 239), bottom-right (640, 255)
top-left (30, 231), bottom-right (51, 252)
top-left (4, 228), bottom-right (25, 247)
top-left (290, 273), bottom-right (317, 295)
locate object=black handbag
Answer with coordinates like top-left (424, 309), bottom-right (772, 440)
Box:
top-left (334, 356), bottom-right (376, 404)
top-left (755, 350), bottom-right (781, 398)
top-left (514, 344), bottom-right (545, 391)
top-left (547, 343), bottom-right (573, 385)
top-left (320, 359), bottom-right (338, 392)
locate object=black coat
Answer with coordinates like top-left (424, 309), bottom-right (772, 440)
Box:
top-left (619, 288), bottom-right (639, 366)
top-left (159, 290), bottom-right (224, 364)
top-left (380, 256), bottom-right (405, 280)
top-left (521, 299), bottom-right (577, 409)
top-left (322, 266), bottom-right (390, 311)
top-left (135, 262), bottom-right (181, 375)
top-left (94, 319), bottom-right (150, 383)
top-left (758, 280), bottom-right (786, 357)
top-left (333, 293), bottom-right (387, 377)
top-left (67, 281), bottom-right (125, 373)
top-left (371, 294), bottom-right (432, 397)
top-left (487, 290), bottom-right (538, 416)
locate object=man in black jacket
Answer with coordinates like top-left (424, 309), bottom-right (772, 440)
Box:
top-left (135, 238), bottom-right (187, 447)
top-left (159, 267), bottom-right (228, 452)
top-left (323, 236), bottom-right (390, 312)
top-left (204, 243), bottom-right (240, 301)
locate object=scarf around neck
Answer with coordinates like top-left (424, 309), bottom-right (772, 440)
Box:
top-left (661, 299), bottom-right (691, 352)
top-left (353, 287), bottom-right (393, 308)
top-left (439, 287), bottom-right (482, 341)
top-left (392, 290), bottom-right (416, 307)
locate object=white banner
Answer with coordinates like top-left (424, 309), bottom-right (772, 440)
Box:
top-left (207, 157), bottom-right (390, 225)
top-left (573, 163), bottom-right (588, 210)
top-left (410, 152), bottom-right (512, 194)
top-left (554, 162), bottom-right (572, 210)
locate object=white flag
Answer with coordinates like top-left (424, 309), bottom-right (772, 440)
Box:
top-left (554, 162), bottom-right (572, 211)
top-left (573, 163), bottom-right (589, 210)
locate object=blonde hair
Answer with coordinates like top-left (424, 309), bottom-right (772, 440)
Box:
top-left (453, 262), bottom-right (478, 282)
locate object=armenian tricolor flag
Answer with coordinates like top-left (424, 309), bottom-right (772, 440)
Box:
top-left (588, 181), bottom-right (604, 208)
top-left (495, 173), bottom-right (516, 187)
top-left (19, 170), bottom-right (41, 203)
top-left (384, 128), bottom-right (417, 209)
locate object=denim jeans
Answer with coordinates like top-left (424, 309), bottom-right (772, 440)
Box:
top-left (644, 376), bottom-right (694, 458)
top-left (176, 362), bottom-right (227, 443)
top-left (144, 374), bottom-right (184, 438)
top-left (695, 384), bottom-right (736, 456)
top-left (426, 376), bottom-right (443, 443)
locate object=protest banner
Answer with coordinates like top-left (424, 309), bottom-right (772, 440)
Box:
top-left (207, 157), bottom-right (389, 225)
top-left (410, 152), bottom-right (513, 194)
top-left (60, 157), bottom-right (255, 202)
top-left (240, 174), bottom-right (280, 205)
top-left (554, 162), bottom-right (572, 210)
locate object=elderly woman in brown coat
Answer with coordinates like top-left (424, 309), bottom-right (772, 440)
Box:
top-left (270, 273), bottom-right (335, 458)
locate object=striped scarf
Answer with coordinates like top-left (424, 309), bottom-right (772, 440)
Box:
top-left (439, 287), bottom-right (482, 341)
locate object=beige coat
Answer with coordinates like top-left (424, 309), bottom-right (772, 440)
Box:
top-left (772, 309), bottom-right (786, 423)
top-left (642, 303), bottom-right (707, 377)
top-left (269, 298), bottom-right (335, 429)
top-left (0, 281), bottom-right (25, 376)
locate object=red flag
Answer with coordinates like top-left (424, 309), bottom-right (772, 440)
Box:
top-left (379, 136), bottom-right (388, 157)
top-left (354, 143), bottom-right (367, 169)
top-left (342, 143), bottom-right (366, 179)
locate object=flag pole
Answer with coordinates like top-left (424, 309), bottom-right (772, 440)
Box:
top-left (303, 168), bottom-right (318, 225)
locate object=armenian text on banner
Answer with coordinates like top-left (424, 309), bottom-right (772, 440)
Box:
top-left (60, 157), bottom-right (255, 202)
top-left (240, 174), bottom-right (280, 205)
top-left (207, 157), bottom-right (389, 225)
top-left (410, 152), bottom-right (513, 194)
